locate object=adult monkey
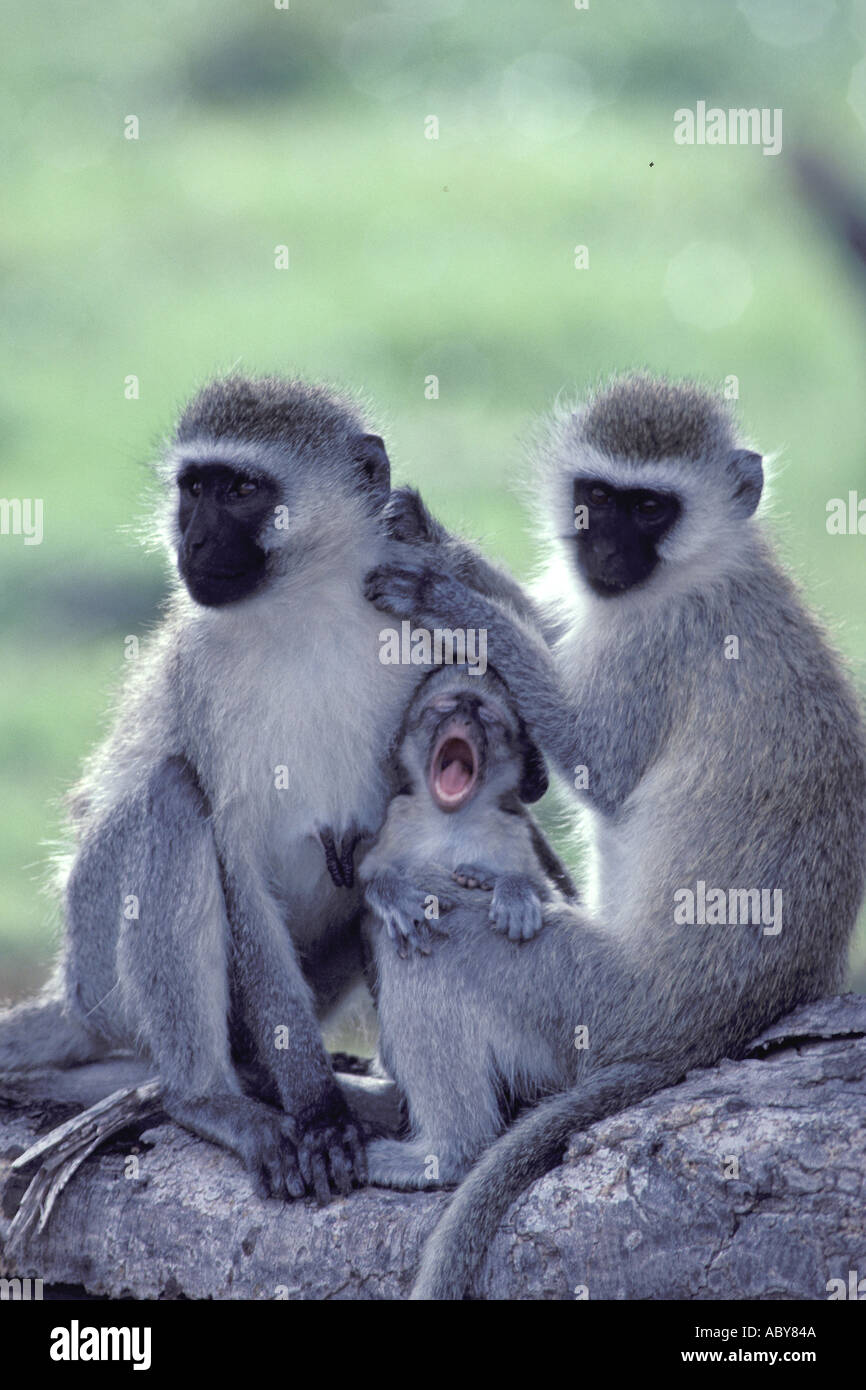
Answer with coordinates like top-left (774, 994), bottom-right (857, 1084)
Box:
top-left (0, 375), bottom-right (542, 1203)
top-left (365, 373), bottom-right (866, 1297)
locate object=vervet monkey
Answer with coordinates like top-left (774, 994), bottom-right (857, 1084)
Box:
top-left (0, 376), bottom-right (541, 1204)
top-left (365, 373), bottom-right (866, 1297)
top-left (360, 666), bottom-right (575, 1189)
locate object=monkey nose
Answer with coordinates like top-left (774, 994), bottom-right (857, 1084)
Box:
top-left (450, 712), bottom-right (475, 730)
top-left (440, 715), bottom-right (473, 740)
top-left (186, 528), bottom-right (208, 553)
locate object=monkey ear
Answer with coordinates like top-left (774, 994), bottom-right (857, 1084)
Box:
top-left (518, 724), bottom-right (549, 804)
top-left (353, 434), bottom-right (391, 509)
top-left (728, 449), bottom-right (763, 518)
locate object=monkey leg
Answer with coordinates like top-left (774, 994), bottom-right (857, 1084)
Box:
top-left (91, 756), bottom-right (307, 1200)
top-left (219, 861), bottom-right (367, 1200)
top-left (365, 1136), bottom-right (465, 1190)
top-left (369, 906), bottom-right (566, 1191)
top-left (0, 985), bottom-right (109, 1072)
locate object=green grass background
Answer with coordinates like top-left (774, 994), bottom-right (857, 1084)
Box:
top-left (2, 0), bottom-right (866, 1000)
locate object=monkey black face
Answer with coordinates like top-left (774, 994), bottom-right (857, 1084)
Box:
top-left (572, 477), bottom-right (681, 597)
top-left (408, 673), bottom-right (548, 812)
top-left (176, 464), bottom-right (280, 607)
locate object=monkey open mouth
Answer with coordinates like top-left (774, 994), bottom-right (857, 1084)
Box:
top-left (429, 731), bottom-right (479, 811)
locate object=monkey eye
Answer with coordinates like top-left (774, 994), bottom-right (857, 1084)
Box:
top-left (430, 696), bottom-right (459, 713)
top-left (589, 486), bottom-right (610, 506)
top-left (180, 476), bottom-right (202, 498)
top-left (636, 496), bottom-right (660, 515)
top-left (229, 478), bottom-right (258, 500)
top-left (478, 707), bottom-right (506, 730)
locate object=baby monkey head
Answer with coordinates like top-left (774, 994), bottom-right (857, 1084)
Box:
top-left (401, 668), bottom-right (548, 813)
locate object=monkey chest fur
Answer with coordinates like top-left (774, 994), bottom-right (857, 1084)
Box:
top-left (190, 594), bottom-right (420, 930)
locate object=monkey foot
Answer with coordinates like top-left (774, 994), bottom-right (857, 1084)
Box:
top-left (489, 874), bottom-right (545, 941)
top-left (452, 864), bottom-right (496, 891)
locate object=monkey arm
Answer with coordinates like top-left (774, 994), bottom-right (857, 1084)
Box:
top-left (364, 561), bottom-right (666, 814)
top-left (383, 486), bottom-right (553, 639)
top-left (75, 756), bottom-right (364, 1202)
top-left (70, 756), bottom-right (318, 1201)
top-left (218, 861), bottom-right (366, 1199)
top-left (361, 855), bottom-right (516, 956)
top-left (365, 558), bottom-right (568, 765)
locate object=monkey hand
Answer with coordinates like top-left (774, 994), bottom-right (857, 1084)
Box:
top-left (383, 486), bottom-right (448, 547)
top-left (488, 873), bottom-right (545, 942)
top-left (364, 872), bottom-right (449, 958)
top-left (164, 1091), bottom-right (364, 1204)
top-left (292, 1086), bottom-right (368, 1204)
top-left (364, 561), bottom-right (476, 631)
top-left (317, 823), bottom-right (368, 888)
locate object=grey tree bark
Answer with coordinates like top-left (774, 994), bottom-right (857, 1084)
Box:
top-left (1, 994), bottom-right (864, 1300)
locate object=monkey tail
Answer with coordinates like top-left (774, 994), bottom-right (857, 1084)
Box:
top-left (410, 1060), bottom-right (683, 1301)
top-left (0, 990), bottom-right (107, 1072)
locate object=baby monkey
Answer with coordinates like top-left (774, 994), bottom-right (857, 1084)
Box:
top-left (360, 667), bottom-right (575, 1189)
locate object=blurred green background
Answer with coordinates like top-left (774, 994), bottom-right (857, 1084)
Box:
top-left (2, 0), bottom-right (866, 1005)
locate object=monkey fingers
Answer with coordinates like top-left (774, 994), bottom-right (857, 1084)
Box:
top-left (296, 1113), bottom-right (366, 1203)
top-left (283, 1151), bottom-right (307, 1200)
top-left (383, 911), bottom-right (433, 957)
top-left (318, 824), bottom-right (370, 888)
top-left (324, 1131), bottom-right (353, 1198)
top-left (365, 562), bottom-right (479, 636)
top-left (383, 486), bottom-right (441, 545)
top-left (345, 1119), bottom-right (368, 1185)
top-left (366, 874), bottom-right (447, 957)
top-left (317, 827), bottom-right (347, 887)
top-left (163, 1094), bottom-right (308, 1203)
top-left (338, 824), bottom-right (370, 888)
top-left (301, 1144), bottom-right (331, 1205)
top-left (387, 902), bottom-right (451, 957)
top-left (452, 863), bottom-right (496, 892)
top-left (489, 874), bottom-right (545, 941)
top-left (252, 1129), bottom-right (283, 1200)
top-left (250, 1130), bottom-right (305, 1201)
top-left (326, 1119), bottom-right (367, 1198)
top-left (363, 561), bottom-right (434, 618)
top-left (250, 1117), bottom-right (306, 1201)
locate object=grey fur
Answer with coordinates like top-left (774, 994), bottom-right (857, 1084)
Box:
top-left (365, 373), bottom-right (866, 1297)
top-left (580, 371), bottom-right (734, 461)
top-left (360, 667), bottom-right (575, 1189)
top-left (0, 376), bottom-right (539, 1202)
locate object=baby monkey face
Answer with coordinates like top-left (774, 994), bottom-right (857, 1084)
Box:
top-left (407, 673), bottom-right (522, 814)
